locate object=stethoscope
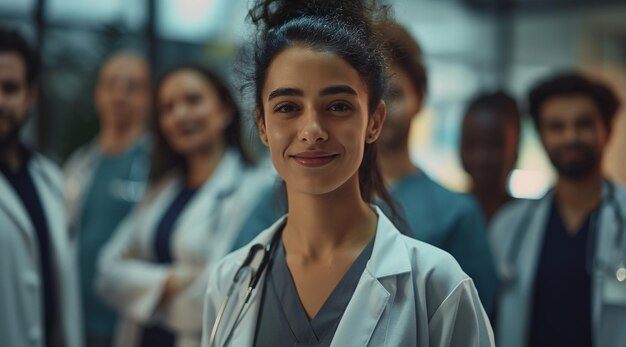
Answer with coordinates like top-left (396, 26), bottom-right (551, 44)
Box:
top-left (501, 181), bottom-right (626, 287)
top-left (208, 224), bottom-right (283, 347)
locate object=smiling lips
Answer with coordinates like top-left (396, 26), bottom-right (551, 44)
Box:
top-left (291, 151), bottom-right (339, 167)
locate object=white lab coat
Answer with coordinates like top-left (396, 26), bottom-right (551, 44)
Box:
top-left (201, 206), bottom-right (495, 347)
top-left (97, 149), bottom-right (272, 347)
top-left (490, 181), bottom-right (626, 347)
top-left (0, 154), bottom-right (82, 347)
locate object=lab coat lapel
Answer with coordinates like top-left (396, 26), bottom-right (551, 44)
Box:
top-left (514, 193), bottom-right (553, 345)
top-left (0, 164), bottom-right (36, 245)
top-left (172, 151), bottom-right (242, 261)
top-left (332, 208), bottom-right (412, 346)
top-left (220, 225), bottom-right (276, 347)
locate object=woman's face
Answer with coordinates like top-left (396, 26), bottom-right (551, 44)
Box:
top-left (158, 69), bottom-right (231, 156)
top-left (258, 47), bottom-right (385, 196)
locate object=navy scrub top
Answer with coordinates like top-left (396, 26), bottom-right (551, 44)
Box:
top-left (528, 199), bottom-right (594, 347)
top-left (253, 235), bottom-right (375, 347)
top-left (140, 186), bottom-right (198, 347)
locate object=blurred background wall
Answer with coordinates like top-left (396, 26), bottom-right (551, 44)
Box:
top-left (2, 0), bottom-right (625, 198)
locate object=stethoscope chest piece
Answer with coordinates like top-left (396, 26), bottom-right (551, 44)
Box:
top-left (617, 266), bottom-right (626, 282)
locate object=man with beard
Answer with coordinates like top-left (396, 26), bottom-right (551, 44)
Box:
top-left (0, 28), bottom-right (81, 347)
top-left (490, 73), bottom-right (626, 347)
top-left (375, 21), bottom-right (498, 315)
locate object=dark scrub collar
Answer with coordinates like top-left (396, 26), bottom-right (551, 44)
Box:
top-left (254, 235), bottom-right (375, 347)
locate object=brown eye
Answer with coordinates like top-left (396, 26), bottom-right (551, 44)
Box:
top-left (275, 103), bottom-right (299, 113)
top-left (328, 102), bottom-right (352, 112)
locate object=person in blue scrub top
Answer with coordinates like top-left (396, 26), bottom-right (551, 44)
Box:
top-left (96, 64), bottom-right (270, 347)
top-left (374, 21), bottom-right (498, 315)
top-left (201, 1), bottom-right (494, 346)
top-left (64, 52), bottom-right (152, 347)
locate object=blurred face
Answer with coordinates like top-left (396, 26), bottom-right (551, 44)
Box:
top-left (461, 110), bottom-right (519, 189)
top-left (539, 94), bottom-right (608, 179)
top-left (258, 47), bottom-right (385, 196)
top-left (0, 52), bottom-right (33, 146)
top-left (96, 54), bottom-right (150, 132)
top-left (378, 64), bottom-right (421, 150)
top-left (158, 69), bottom-right (231, 156)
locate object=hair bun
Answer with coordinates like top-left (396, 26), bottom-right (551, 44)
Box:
top-left (249, 0), bottom-right (386, 36)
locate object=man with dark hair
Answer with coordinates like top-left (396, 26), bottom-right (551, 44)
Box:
top-left (491, 72), bottom-right (626, 347)
top-left (0, 28), bottom-right (81, 347)
top-left (461, 91), bottom-right (521, 222)
top-left (375, 21), bottom-right (498, 315)
top-left (64, 51), bottom-right (151, 347)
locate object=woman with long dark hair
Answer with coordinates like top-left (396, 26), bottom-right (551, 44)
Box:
top-left (202, 1), bottom-right (494, 346)
top-left (97, 64), bottom-right (271, 347)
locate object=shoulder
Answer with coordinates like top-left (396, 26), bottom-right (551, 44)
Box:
top-left (63, 141), bottom-right (98, 173)
top-left (206, 222), bottom-right (281, 296)
top-left (399, 234), bottom-right (474, 317)
top-left (611, 181), bottom-right (626, 202)
top-left (490, 198), bottom-right (535, 231)
top-left (374, 210), bottom-right (470, 305)
top-left (402, 234), bottom-right (470, 285)
top-left (414, 173), bottom-right (482, 215)
top-left (31, 153), bottom-right (64, 187)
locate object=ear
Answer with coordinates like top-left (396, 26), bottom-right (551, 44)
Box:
top-left (255, 108), bottom-right (269, 147)
top-left (366, 100), bottom-right (386, 144)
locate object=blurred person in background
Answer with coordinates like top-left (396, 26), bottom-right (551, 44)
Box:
top-left (460, 91), bottom-right (521, 223)
top-left (490, 73), bottom-right (626, 347)
top-left (0, 28), bottom-right (82, 347)
top-left (64, 52), bottom-right (152, 347)
top-left (96, 64), bottom-right (271, 347)
top-left (375, 20), bottom-right (498, 315)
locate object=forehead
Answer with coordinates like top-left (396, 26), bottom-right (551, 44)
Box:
top-left (540, 94), bottom-right (600, 122)
top-left (159, 69), bottom-right (215, 96)
top-left (0, 52), bottom-right (27, 84)
top-left (99, 54), bottom-right (149, 83)
top-left (263, 47), bottom-right (366, 97)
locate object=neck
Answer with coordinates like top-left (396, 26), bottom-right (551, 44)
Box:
top-left (378, 144), bottom-right (418, 184)
top-left (99, 123), bottom-right (144, 156)
top-left (185, 142), bottom-right (226, 188)
top-left (0, 140), bottom-right (23, 171)
top-left (555, 170), bottom-right (604, 213)
top-left (471, 183), bottom-right (510, 222)
top-left (283, 175), bottom-right (377, 260)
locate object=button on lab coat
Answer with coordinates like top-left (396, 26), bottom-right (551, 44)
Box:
top-left (490, 181), bottom-right (626, 347)
top-left (202, 207), bottom-right (495, 347)
top-left (0, 154), bottom-right (82, 347)
top-left (97, 150), bottom-right (272, 347)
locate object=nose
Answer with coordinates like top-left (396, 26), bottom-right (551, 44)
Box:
top-left (298, 108), bottom-right (328, 144)
top-left (562, 123), bottom-right (581, 143)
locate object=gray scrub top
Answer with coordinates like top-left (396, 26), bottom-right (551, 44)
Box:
top-left (253, 236), bottom-right (375, 347)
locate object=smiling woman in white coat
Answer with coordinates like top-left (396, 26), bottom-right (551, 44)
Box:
top-left (96, 64), bottom-right (271, 347)
top-left (201, 1), bottom-right (495, 346)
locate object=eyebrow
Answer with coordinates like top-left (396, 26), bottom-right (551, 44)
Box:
top-left (268, 88), bottom-right (303, 101)
top-left (268, 84), bottom-right (358, 101)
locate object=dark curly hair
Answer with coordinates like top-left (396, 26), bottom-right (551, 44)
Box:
top-left (246, 0), bottom-right (404, 226)
top-left (0, 28), bottom-right (39, 87)
top-left (529, 72), bottom-right (620, 133)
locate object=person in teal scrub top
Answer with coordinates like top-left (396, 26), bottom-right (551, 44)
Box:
top-left (375, 21), bottom-right (498, 315)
